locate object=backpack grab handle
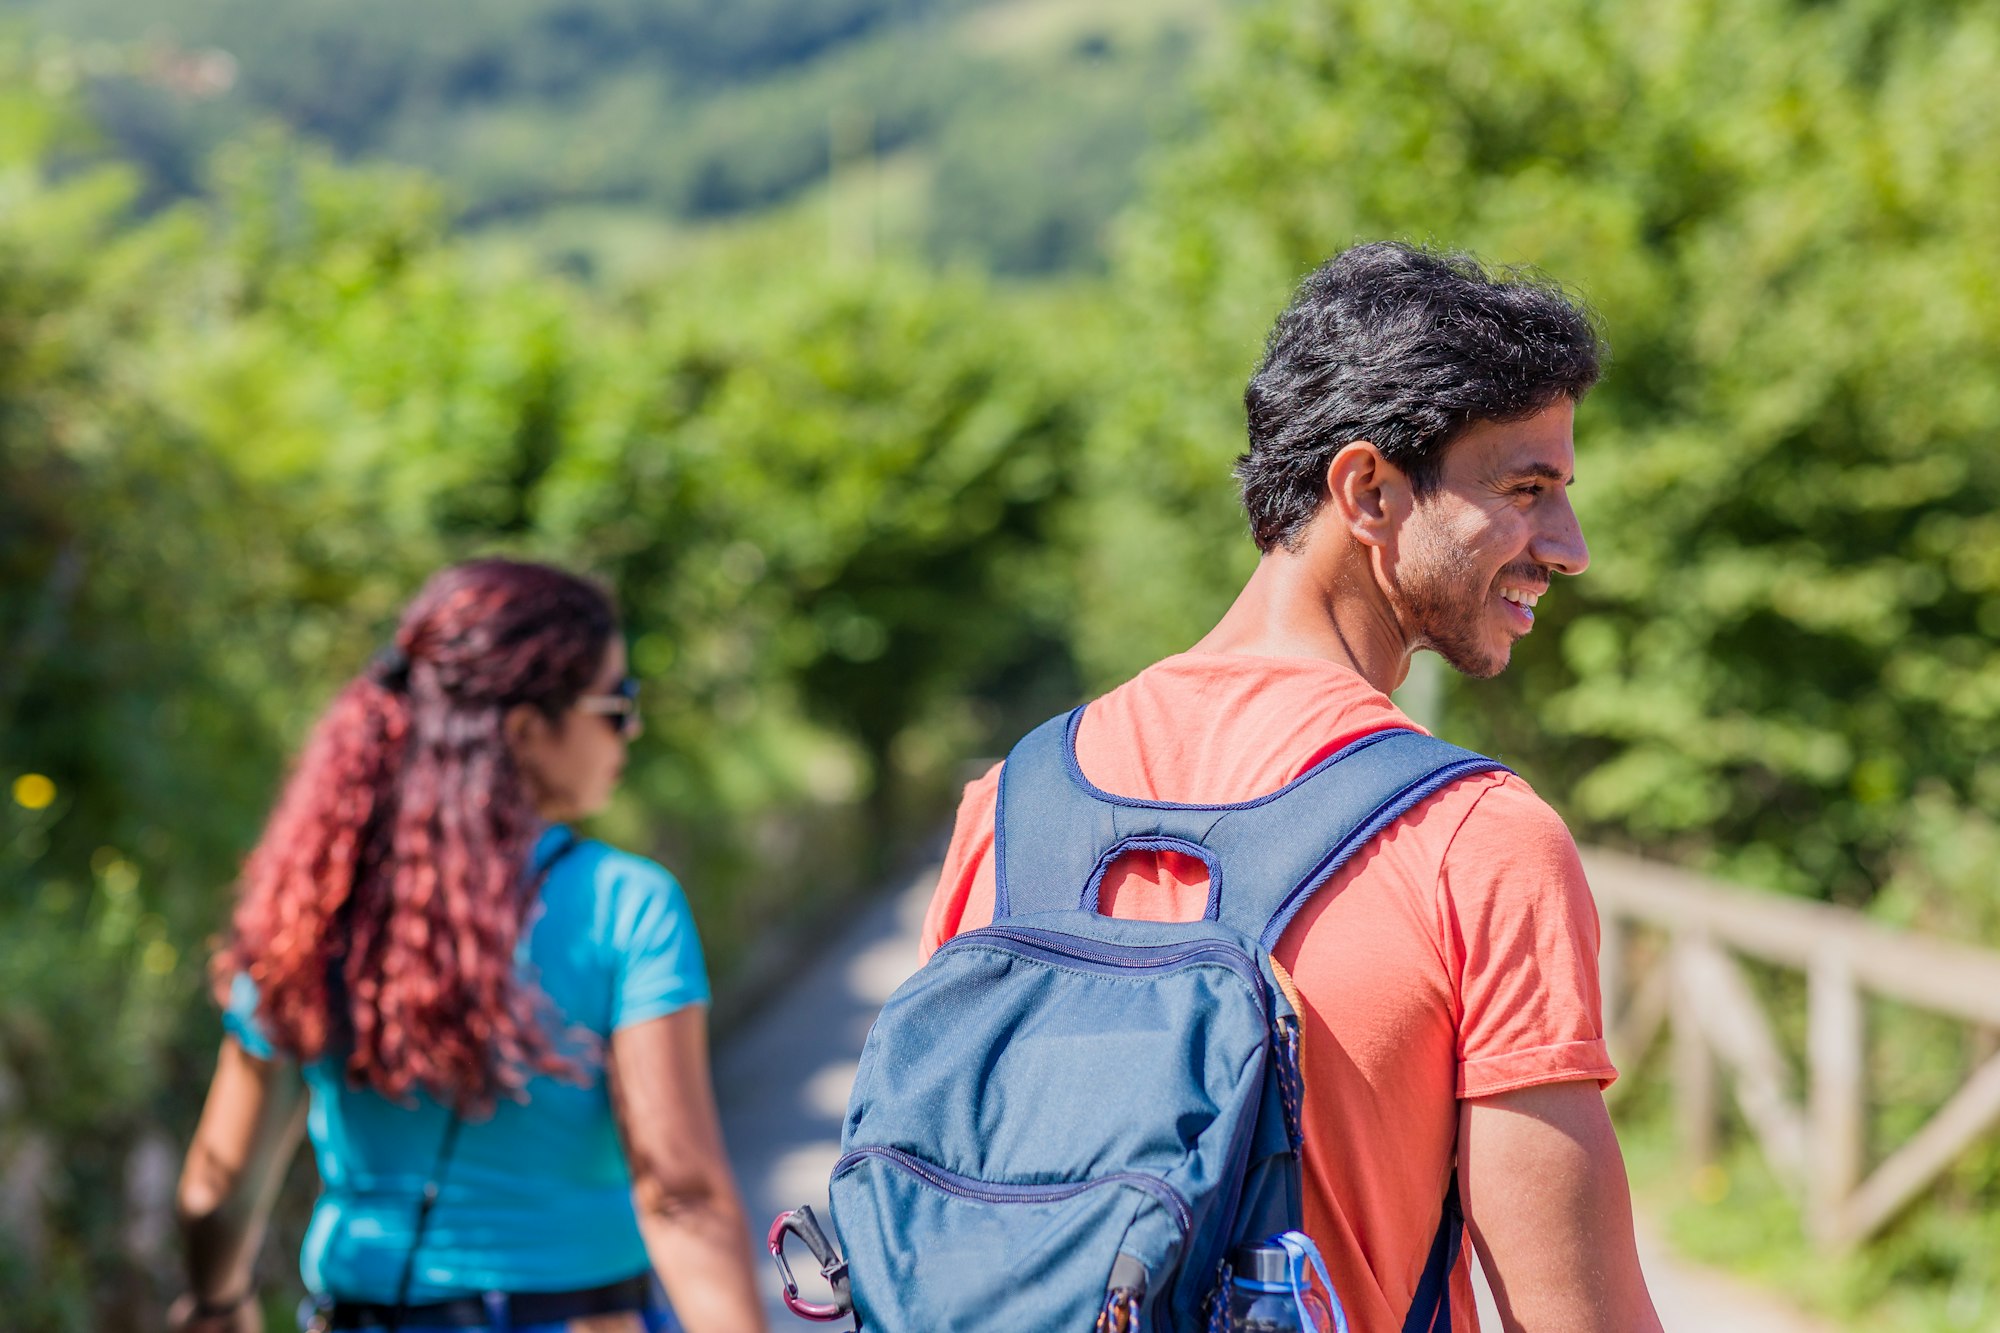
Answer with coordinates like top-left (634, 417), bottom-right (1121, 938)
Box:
top-left (768, 1205), bottom-right (856, 1323)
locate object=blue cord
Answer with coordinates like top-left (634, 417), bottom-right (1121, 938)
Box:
top-left (1274, 1230), bottom-right (1350, 1333)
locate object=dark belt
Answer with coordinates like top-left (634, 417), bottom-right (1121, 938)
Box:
top-left (324, 1273), bottom-right (651, 1328)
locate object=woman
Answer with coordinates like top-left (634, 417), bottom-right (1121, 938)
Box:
top-left (170, 559), bottom-right (767, 1333)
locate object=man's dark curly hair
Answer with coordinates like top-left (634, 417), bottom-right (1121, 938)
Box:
top-left (1238, 242), bottom-right (1604, 553)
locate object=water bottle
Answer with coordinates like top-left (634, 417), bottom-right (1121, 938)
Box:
top-left (1228, 1238), bottom-right (1338, 1333)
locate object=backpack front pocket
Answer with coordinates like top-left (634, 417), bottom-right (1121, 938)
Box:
top-left (830, 1145), bottom-right (1189, 1333)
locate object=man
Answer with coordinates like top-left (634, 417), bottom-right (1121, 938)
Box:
top-left (920, 243), bottom-right (1664, 1331)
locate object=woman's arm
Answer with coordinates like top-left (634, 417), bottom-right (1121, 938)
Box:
top-left (171, 1036), bottom-right (308, 1333)
top-left (609, 1007), bottom-right (768, 1333)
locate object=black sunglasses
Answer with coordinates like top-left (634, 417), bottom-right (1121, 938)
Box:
top-left (577, 676), bottom-right (643, 740)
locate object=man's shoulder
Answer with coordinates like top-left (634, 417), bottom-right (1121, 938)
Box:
top-left (1427, 768), bottom-right (1593, 913)
top-left (1443, 768), bottom-right (1578, 848)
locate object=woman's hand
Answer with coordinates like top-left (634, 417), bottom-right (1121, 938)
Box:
top-left (166, 1291), bottom-right (263, 1333)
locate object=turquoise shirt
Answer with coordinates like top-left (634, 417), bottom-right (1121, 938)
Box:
top-left (225, 828), bottom-right (710, 1300)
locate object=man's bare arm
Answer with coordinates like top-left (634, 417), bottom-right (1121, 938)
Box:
top-left (1459, 1080), bottom-right (1663, 1332)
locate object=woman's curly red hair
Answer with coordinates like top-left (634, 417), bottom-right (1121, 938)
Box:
top-left (216, 559), bottom-right (617, 1112)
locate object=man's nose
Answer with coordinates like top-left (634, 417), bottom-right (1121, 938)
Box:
top-left (1536, 493), bottom-right (1590, 577)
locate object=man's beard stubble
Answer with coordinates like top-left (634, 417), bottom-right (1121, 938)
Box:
top-left (1399, 536), bottom-right (1513, 681)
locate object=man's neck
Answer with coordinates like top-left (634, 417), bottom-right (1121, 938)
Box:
top-left (1191, 546), bottom-right (1412, 695)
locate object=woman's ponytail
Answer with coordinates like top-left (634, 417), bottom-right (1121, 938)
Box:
top-left (217, 560), bottom-right (615, 1112)
top-left (217, 673), bottom-right (410, 1067)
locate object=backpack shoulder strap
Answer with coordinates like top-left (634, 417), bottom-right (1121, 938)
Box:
top-left (993, 708), bottom-right (1119, 920)
top-left (993, 706), bottom-right (1509, 946)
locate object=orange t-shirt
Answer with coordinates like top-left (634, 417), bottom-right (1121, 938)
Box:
top-left (920, 653), bottom-right (1616, 1332)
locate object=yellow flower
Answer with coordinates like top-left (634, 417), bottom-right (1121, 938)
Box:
top-left (12, 773), bottom-right (56, 810)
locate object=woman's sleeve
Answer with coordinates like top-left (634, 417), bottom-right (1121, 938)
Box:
top-left (222, 973), bottom-right (279, 1061)
top-left (611, 863), bottom-right (713, 1030)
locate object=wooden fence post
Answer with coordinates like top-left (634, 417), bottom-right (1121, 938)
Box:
top-left (1672, 931), bottom-right (1718, 1170)
top-left (1807, 946), bottom-right (1864, 1248)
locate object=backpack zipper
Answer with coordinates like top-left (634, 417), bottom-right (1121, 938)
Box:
top-left (936, 925), bottom-right (1269, 1007)
top-left (833, 1144), bottom-right (1194, 1238)
top-left (928, 923), bottom-right (1277, 1273)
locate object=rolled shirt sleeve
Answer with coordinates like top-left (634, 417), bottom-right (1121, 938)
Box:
top-left (1440, 776), bottom-right (1618, 1098)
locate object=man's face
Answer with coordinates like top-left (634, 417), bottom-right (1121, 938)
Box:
top-left (1392, 400), bottom-right (1589, 679)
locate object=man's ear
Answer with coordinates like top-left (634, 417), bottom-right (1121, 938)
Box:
top-left (1324, 441), bottom-right (1412, 551)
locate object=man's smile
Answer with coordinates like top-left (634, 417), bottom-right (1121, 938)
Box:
top-left (1496, 569), bottom-right (1547, 632)
top-left (1497, 589), bottom-right (1536, 631)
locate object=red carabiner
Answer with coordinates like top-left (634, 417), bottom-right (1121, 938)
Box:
top-left (768, 1206), bottom-right (854, 1323)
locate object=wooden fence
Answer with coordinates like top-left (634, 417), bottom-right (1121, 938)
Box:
top-left (1586, 848), bottom-right (2000, 1252)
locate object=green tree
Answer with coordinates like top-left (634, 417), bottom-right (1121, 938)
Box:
top-left (1108, 0), bottom-right (2000, 929)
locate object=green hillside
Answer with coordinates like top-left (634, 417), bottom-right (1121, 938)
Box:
top-left (2, 0), bottom-right (1225, 274)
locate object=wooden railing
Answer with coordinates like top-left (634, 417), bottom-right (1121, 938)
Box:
top-left (1585, 848), bottom-right (2000, 1251)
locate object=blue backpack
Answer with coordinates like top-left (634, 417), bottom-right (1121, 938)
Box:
top-left (824, 707), bottom-right (1504, 1331)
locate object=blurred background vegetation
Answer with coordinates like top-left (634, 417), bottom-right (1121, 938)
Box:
top-left (2, 0), bottom-right (1998, 1327)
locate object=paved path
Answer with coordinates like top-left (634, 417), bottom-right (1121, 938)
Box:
top-left (715, 869), bottom-right (935, 1327)
top-left (716, 869), bottom-right (1832, 1331)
